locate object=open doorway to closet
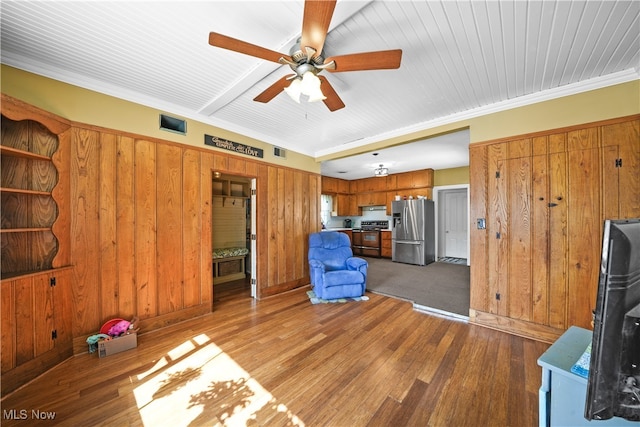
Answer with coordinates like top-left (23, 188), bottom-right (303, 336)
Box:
top-left (211, 173), bottom-right (256, 302)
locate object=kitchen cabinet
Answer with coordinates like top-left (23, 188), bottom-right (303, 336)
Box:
top-left (381, 231), bottom-right (392, 258)
top-left (321, 176), bottom-right (339, 193)
top-left (321, 176), bottom-right (350, 194)
top-left (355, 176), bottom-right (388, 193)
top-left (337, 178), bottom-right (350, 194)
top-left (356, 191), bottom-right (386, 207)
top-left (322, 169), bottom-right (435, 213)
top-left (395, 169), bottom-right (434, 189)
top-left (340, 229), bottom-right (353, 243)
top-left (469, 116), bottom-right (639, 343)
top-left (335, 193), bottom-right (359, 216)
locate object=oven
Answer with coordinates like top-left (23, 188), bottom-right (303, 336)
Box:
top-left (351, 220), bottom-right (389, 257)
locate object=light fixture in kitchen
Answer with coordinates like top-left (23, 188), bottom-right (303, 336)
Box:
top-left (374, 164), bottom-right (388, 177)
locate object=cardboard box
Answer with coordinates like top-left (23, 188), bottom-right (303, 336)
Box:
top-left (98, 332), bottom-right (137, 358)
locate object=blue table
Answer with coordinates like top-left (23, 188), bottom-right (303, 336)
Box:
top-left (537, 326), bottom-right (636, 427)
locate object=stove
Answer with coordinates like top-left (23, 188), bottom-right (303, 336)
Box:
top-left (352, 220), bottom-right (388, 257)
top-left (360, 220), bottom-right (389, 231)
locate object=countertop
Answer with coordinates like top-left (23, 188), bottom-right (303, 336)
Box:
top-left (322, 228), bottom-right (392, 232)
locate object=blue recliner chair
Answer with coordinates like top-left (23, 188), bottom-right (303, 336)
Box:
top-left (308, 231), bottom-right (368, 300)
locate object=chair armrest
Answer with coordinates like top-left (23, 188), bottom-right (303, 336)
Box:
top-left (309, 259), bottom-right (326, 271)
top-left (346, 257), bottom-right (367, 271)
top-left (308, 258), bottom-right (326, 288)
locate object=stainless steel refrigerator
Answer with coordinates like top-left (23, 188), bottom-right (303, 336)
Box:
top-left (392, 199), bottom-right (435, 266)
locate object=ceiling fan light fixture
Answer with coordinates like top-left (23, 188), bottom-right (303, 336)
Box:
top-left (284, 78), bottom-right (302, 103)
top-left (300, 71), bottom-right (326, 102)
top-left (374, 164), bottom-right (389, 177)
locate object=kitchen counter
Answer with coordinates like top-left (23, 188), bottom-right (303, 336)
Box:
top-left (322, 228), bottom-right (355, 232)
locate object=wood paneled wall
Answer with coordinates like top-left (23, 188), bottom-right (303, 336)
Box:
top-left (469, 116), bottom-right (639, 343)
top-left (66, 125), bottom-right (320, 339)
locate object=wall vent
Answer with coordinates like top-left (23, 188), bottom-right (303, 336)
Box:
top-left (274, 147), bottom-right (286, 158)
top-left (159, 114), bottom-right (187, 135)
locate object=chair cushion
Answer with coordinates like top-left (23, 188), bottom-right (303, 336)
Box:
top-left (323, 270), bottom-right (365, 288)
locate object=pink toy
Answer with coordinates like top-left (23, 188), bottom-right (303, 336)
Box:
top-left (107, 320), bottom-right (131, 337)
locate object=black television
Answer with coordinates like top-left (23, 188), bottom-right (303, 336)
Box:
top-left (585, 218), bottom-right (640, 421)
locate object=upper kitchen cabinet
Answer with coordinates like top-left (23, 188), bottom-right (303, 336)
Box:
top-left (321, 176), bottom-right (338, 193)
top-left (321, 176), bottom-right (349, 194)
top-left (356, 191), bottom-right (386, 207)
top-left (335, 193), bottom-right (359, 216)
top-left (395, 169), bottom-right (434, 189)
top-left (354, 176), bottom-right (387, 193)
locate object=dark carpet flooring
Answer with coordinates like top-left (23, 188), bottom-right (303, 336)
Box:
top-left (364, 257), bottom-right (470, 317)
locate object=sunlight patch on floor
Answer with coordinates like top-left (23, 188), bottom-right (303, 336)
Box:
top-left (133, 334), bottom-right (304, 426)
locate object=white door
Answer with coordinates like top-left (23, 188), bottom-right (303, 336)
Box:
top-left (444, 189), bottom-right (468, 258)
top-left (250, 178), bottom-right (257, 298)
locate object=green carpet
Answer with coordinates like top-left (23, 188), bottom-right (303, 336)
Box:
top-left (307, 290), bottom-right (369, 304)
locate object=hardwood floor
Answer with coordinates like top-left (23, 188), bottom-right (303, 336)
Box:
top-left (1, 279), bottom-right (549, 426)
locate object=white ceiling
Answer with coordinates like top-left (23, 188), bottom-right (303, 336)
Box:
top-left (1, 1), bottom-right (638, 180)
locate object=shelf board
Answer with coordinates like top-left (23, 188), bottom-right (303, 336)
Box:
top-left (212, 194), bottom-right (249, 199)
top-left (0, 227), bottom-right (52, 233)
top-left (0, 187), bottom-right (52, 196)
top-left (0, 145), bottom-right (51, 161)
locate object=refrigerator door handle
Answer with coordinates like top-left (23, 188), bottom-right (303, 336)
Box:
top-left (395, 240), bottom-right (421, 245)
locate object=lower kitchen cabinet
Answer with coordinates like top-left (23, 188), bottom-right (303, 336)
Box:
top-left (381, 231), bottom-right (392, 258)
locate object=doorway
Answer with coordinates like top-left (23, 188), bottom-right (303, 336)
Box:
top-left (211, 173), bottom-right (256, 303)
top-left (434, 185), bottom-right (469, 264)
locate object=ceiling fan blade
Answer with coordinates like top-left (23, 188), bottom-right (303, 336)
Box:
top-left (253, 75), bottom-right (295, 103)
top-left (300, 0), bottom-right (337, 58)
top-left (325, 49), bottom-right (403, 72)
top-left (318, 76), bottom-right (345, 111)
top-left (209, 32), bottom-right (290, 64)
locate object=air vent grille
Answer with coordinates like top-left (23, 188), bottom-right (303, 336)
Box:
top-left (274, 147), bottom-right (286, 158)
top-left (159, 114), bottom-right (187, 135)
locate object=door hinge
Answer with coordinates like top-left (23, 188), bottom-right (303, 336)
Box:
top-left (615, 158), bottom-right (622, 168)
top-left (496, 232), bottom-right (501, 239)
top-left (251, 234), bottom-right (256, 240)
top-left (251, 189), bottom-right (257, 196)
top-left (495, 293), bottom-right (501, 301)
top-left (251, 278), bottom-right (256, 285)
top-left (50, 277), bottom-right (56, 287)
top-left (495, 171), bottom-right (500, 178)
top-left (51, 330), bottom-right (57, 340)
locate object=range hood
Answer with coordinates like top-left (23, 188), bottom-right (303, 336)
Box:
top-left (366, 206), bottom-right (387, 211)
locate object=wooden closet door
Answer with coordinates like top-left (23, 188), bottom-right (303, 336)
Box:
top-left (567, 128), bottom-right (601, 329)
top-left (601, 119), bottom-right (640, 219)
top-left (487, 143), bottom-right (508, 316)
top-left (507, 155), bottom-right (532, 321)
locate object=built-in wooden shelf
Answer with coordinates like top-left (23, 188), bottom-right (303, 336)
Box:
top-left (1, 186), bottom-right (52, 196)
top-left (0, 145), bottom-right (51, 161)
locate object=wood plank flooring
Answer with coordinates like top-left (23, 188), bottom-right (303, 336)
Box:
top-left (1, 280), bottom-right (549, 426)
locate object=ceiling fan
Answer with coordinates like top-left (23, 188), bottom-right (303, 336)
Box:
top-left (208, 0), bottom-right (402, 112)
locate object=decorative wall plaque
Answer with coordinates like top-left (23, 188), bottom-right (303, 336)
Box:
top-left (204, 134), bottom-right (264, 158)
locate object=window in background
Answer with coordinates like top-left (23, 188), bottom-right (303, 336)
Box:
top-left (321, 195), bottom-right (333, 227)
